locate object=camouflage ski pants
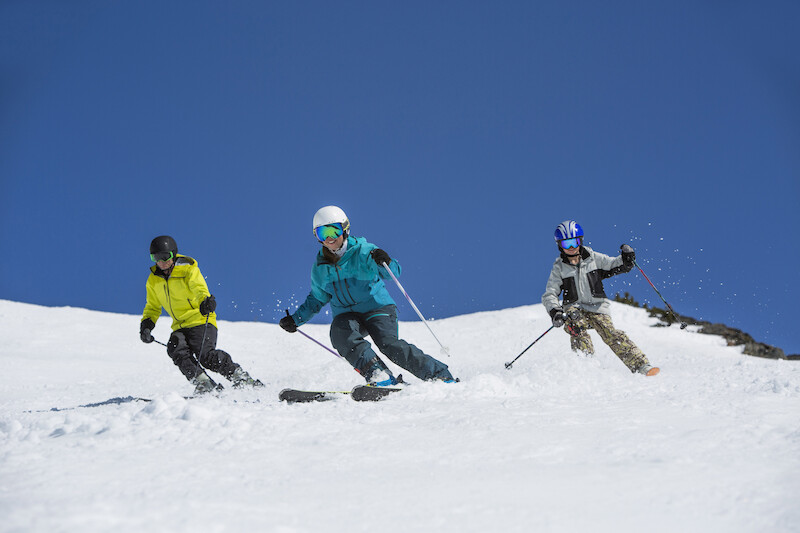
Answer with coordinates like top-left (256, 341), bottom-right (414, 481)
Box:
top-left (563, 308), bottom-right (649, 372)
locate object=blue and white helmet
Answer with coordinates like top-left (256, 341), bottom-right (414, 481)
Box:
top-left (554, 220), bottom-right (584, 241)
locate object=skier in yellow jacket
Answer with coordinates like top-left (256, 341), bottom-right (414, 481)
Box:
top-left (140, 235), bottom-right (263, 394)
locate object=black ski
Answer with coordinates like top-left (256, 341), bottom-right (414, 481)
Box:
top-left (279, 385), bottom-right (404, 403)
top-left (278, 388), bottom-right (349, 403)
top-left (350, 384), bottom-right (403, 401)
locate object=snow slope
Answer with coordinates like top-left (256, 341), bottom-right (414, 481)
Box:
top-left (1, 299), bottom-right (798, 533)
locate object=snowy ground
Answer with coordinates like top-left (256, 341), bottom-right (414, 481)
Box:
top-left (1, 299), bottom-right (798, 533)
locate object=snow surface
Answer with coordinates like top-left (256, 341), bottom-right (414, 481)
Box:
top-left (1, 299), bottom-right (798, 533)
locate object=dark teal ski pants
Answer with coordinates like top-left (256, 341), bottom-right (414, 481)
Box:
top-left (329, 304), bottom-right (453, 381)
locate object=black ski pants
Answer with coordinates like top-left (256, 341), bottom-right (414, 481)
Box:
top-left (167, 324), bottom-right (238, 381)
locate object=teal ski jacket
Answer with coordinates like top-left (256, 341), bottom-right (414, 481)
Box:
top-left (291, 236), bottom-right (401, 325)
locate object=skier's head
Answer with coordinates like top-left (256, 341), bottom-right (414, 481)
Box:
top-left (313, 206), bottom-right (350, 244)
top-left (149, 235), bottom-right (178, 263)
top-left (554, 220), bottom-right (583, 253)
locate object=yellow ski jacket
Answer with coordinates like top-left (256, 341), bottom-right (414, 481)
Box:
top-left (141, 254), bottom-right (217, 331)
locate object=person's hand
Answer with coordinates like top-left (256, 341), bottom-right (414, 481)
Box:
top-left (620, 244), bottom-right (635, 266)
top-left (371, 249), bottom-right (391, 266)
top-left (280, 312), bottom-right (298, 333)
top-left (140, 319), bottom-right (155, 343)
top-left (550, 308), bottom-right (565, 328)
top-left (199, 295), bottom-right (216, 316)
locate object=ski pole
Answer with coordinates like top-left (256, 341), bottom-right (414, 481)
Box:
top-left (151, 324), bottom-right (217, 387)
top-left (286, 310), bottom-right (343, 359)
top-left (633, 259), bottom-right (688, 329)
top-left (505, 326), bottom-right (555, 370)
top-left (151, 337), bottom-right (213, 381)
top-left (198, 313), bottom-right (211, 359)
top-left (381, 262), bottom-right (450, 357)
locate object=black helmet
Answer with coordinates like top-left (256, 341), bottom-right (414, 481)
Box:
top-left (150, 235), bottom-right (178, 262)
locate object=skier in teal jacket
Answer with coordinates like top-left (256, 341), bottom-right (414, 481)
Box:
top-left (280, 206), bottom-right (455, 385)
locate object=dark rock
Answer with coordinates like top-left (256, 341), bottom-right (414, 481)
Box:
top-left (613, 293), bottom-right (788, 360)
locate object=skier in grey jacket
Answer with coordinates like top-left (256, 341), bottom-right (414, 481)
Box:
top-left (542, 220), bottom-right (659, 376)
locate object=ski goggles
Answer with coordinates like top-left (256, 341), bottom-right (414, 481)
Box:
top-left (150, 251), bottom-right (174, 263)
top-left (315, 223), bottom-right (344, 242)
top-left (559, 237), bottom-right (581, 249)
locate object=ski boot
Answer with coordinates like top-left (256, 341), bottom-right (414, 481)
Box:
top-left (191, 373), bottom-right (222, 395)
top-left (363, 358), bottom-right (397, 387)
top-left (231, 367), bottom-right (264, 389)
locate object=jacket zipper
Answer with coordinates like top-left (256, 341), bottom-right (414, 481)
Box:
top-left (332, 266), bottom-right (356, 307)
top-left (164, 278), bottom-right (184, 329)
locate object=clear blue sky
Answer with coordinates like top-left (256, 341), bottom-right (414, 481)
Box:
top-left (2, 1), bottom-right (798, 355)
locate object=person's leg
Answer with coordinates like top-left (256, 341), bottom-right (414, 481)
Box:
top-left (564, 309), bottom-right (595, 356)
top-left (188, 325), bottom-right (238, 377)
top-left (365, 306), bottom-right (454, 381)
top-left (587, 312), bottom-right (651, 372)
top-left (168, 328), bottom-right (220, 393)
top-left (167, 330), bottom-right (204, 380)
top-left (330, 312), bottom-right (391, 382)
top-left (187, 324), bottom-right (263, 387)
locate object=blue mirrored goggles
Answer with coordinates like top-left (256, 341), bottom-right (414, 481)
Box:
top-left (315, 223), bottom-right (344, 242)
top-left (150, 251), bottom-right (174, 262)
top-left (559, 237), bottom-right (581, 249)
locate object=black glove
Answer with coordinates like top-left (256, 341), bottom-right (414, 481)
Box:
top-left (140, 318), bottom-right (155, 343)
top-left (371, 248), bottom-right (391, 266)
top-left (280, 312), bottom-right (298, 333)
top-left (550, 308), bottom-right (565, 328)
top-left (620, 244), bottom-right (635, 266)
top-left (199, 295), bottom-right (216, 316)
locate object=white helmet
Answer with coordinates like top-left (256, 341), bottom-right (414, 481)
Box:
top-left (312, 205), bottom-right (350, 237)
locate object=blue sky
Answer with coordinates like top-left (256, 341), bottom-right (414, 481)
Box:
top-left (2, 1), bottom-right (798, 355)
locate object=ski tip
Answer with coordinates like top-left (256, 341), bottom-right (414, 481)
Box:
top-left (278, 388), bottom-right (301, 403)
top-left (646, 367), bottom-right (661, 377)
top-left (350, 384), bottom-right (403, 401)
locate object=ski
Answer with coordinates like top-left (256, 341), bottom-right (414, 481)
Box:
top-left (279, 385), bottom-right (404, 403)
top-left (278, 388), bottom-right (350, 403)
top-left (350, 384), bottom-right (403, 401)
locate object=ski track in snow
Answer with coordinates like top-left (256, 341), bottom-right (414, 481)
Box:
top-left (1, 300), bottom-right (799, 533)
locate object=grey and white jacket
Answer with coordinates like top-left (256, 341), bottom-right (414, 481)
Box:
top-left (541, 246), bottom-right (632, 317)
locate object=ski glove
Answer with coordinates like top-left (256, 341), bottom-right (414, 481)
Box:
top-left (199, 295), bottom-right (216, 316)
top-left (371, 248), bottom-right (391, 266)
top-left (550, 308), bottom-right (565, 328)
top-left (280, 312), bottom-right (298, 333)
top-left (620, 244), bottom-right (635, 267)
top-left (140, 318), bottom-right (155, 343)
